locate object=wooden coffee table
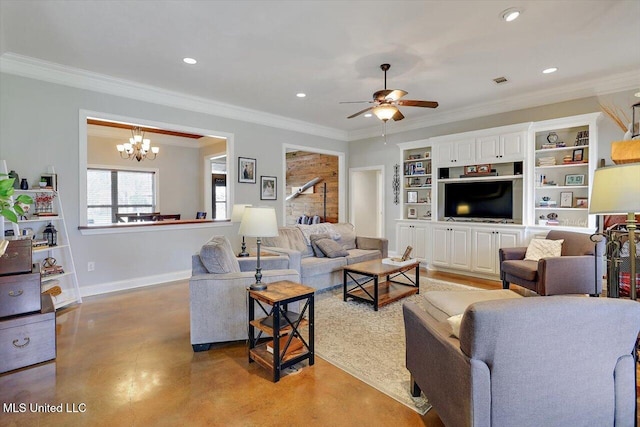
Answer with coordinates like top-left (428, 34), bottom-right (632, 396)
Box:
top-left (343, 259), bottom-right (420, 311)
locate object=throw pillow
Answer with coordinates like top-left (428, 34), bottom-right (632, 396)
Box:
top-left (315, 238), bottom-right (349, 258)
top-left (524, 239), bottom-right (564, 262)
top-left (309, 233), bottom-right (331, 258)
top-left (447, 314), bottom-right (463, 338)
top-left (199, 236), bottom-right (241, 274)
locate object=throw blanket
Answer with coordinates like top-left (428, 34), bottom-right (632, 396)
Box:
top-left (296, 223), bottom-right (341, 244)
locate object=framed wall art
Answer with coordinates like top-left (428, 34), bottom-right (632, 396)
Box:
top-left (407, 191), bottom-right (418, 203)
top-left (260, 176), bottom-right (277, 200)
top-left (564, 174), bottom-right (585, 186)
top-left (407, 207), bottom-right (417, 219)
top-left (238, 157), bottom-right (256, 183)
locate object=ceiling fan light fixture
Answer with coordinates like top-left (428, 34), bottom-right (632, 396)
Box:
top-left (373, 104), bottom-right (398, 122)
top-left (500, 8), bottom-right (521, 22)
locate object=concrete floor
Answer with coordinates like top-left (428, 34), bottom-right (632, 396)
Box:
top-left (2, 272), bottom-right (476, 426)
top-left (0, 271), bottom-right (637, 426)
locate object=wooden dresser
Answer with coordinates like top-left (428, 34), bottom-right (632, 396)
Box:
top-left (0, 239), bottom-right (56, 374)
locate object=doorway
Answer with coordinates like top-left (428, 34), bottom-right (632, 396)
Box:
top-left (349, 166), bottom-right (384, 238)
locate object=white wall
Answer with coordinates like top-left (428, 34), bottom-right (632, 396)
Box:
top-left (0, 73), bottom-right (348, 294)
top-left (348, 90), bottom-right (639, 254)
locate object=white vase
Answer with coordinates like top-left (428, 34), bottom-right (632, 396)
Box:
top-left (623, 123), bottom-right (632, 140)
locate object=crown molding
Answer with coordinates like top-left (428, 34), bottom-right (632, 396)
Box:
top-left (347, 69), bottom-right (640, 141)
top-left (0, 53), bottom-right (348, 141)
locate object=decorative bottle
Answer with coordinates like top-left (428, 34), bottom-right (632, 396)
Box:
top-left (20, 178), bottom-right (29, 190)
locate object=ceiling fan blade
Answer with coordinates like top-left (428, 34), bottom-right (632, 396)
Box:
top-left (373, 89), bottom-right (407, 101)
top-left (392, 110), bottom-right (405, 121)
top-left (397, 100), bottom-right (439, 108)
top-left (347, 106), bottom-right (374, 119)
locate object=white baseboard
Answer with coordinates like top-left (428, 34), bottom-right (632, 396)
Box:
top-left (80, 269), bottom-right (191, 298)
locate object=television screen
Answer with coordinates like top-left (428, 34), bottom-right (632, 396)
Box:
top-left (444, 181), bottom-right (513, 219)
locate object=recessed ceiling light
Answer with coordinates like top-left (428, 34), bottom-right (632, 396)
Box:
top-left (296, 93), bottom-right (306, 98)
top-left (183, 57), bottom-right (197, 65)
top-left (364, 113), bottom-right (373, 117)
top-left (635, 91), bottom-right (640, 98)
top-left (500, 8), bottom-right (522, 22)
top-left (543, 67), bottom-right (558, 74)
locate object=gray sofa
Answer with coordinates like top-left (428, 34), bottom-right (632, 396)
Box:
top-left (403, 296), bottom-right (640, 427)
top-left (261, 223), bottom-right (388, 290)
top-left (189, 236), bottom-right (299, 351)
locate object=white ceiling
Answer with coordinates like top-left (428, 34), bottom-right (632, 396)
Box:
top-left (1, 0), bottom-right (639, 140)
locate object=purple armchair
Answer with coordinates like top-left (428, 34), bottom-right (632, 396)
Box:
top-left (499, 230), bottom-right (605, 296)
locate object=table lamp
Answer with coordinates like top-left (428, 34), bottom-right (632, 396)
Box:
top-left (231, 204), bottom-right (252, 257)
top-left (589, 163), bottom-right (640, 300)
top-left (238, 206), bottom-right (279, 291)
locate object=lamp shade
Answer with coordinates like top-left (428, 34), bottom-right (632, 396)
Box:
top-left (373, 104), bottom-right (398, 122)
top-left (238, 207), bottom-right (279, 237)
top-left (589, 164), bottom-right (640, 214)
top-left (231, 204), bottom-right (252, 222)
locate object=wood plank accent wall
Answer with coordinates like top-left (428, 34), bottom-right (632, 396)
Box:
top-left (285, 151), bottom-right (339, 225)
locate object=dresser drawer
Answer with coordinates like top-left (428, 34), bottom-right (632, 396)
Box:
top-left (0, 238), bottom-right (33, 276)
top-left (0, 271), bottom-right (41, 318)
top-left (0, 295), bottom-right (55, 374)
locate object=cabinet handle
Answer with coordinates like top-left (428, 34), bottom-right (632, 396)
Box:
top-left (8, 290), bottom-right (24, 297)
top-left (12, 337), bottom-right (30, 348)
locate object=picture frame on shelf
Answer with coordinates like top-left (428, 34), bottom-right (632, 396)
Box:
top-left (407, 191), bottom-right (418, 203)
top-left (572, 148), bottom-right (584, 162)
top-left (40, 173), bottom-right (57, 191)
top-left (238, 157), bottom-right (256, 183)
top-left (574, 198), bottom-right (588, 208)
top-left (414, 162), bottom-right (423, 169)
top-left (424, 151), bottom-right (431, 159)
top-left (560, 191), bottom-right (573, 208)
top-left (477, 164), bottom-right (491, 174)
top-left (425, 177), bottom-right (432, 185)
top-left (260, 176), bottom-right (277, 200)
top-left (407, 207), bottom-right (417, 219)
top-left (464, 165), bottom-right (477, 174)
top-left (564, 174), bottom-right (585, 186)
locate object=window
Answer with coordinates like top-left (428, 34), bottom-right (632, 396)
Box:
top-left (87, 167), bottom-right (156, 225)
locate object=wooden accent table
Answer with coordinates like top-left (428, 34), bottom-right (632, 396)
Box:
top-left (248, 280), bottom-right (314, 382)
top-left (343, 259), bottom-right (420, 311)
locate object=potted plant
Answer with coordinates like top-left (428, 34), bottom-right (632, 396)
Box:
top-left (39, 177), bottom-right (48, 188)
top-left (1, 174), bottom-right (33, 256)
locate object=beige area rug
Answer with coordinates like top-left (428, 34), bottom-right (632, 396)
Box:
top-left (314, 277), bottom-right (476, 415)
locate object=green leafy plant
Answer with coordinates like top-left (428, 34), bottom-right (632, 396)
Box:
top-left (0, 175), bottom-right (33, 223)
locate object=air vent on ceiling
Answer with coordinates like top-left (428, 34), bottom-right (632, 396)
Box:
top-left (493, 76), bottom-right (508, 84)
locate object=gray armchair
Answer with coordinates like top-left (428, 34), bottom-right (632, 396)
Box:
top-left (403, 296), bottom-right (640, 427)
top-left (189, 236), bottom-right (299, 351)
top-left (500, 230), bottom-right (605, 296)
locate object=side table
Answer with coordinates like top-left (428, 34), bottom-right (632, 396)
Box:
top-left (247, 280), bottom-right (314, 382)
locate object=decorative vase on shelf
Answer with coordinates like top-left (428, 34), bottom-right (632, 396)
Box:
top-left (623, 123), bottom-right (632, 141)
top-left (19, 178), bottom-right (29, 190)
top-left (8, 170), bottom-right (19, 189)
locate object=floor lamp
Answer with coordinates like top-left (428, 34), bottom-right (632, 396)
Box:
top-left (238, 206), bottom-right (279, 291)
top-left (589, 163), bottom-right (640, 300)
top-left (231, 204), bottom-right (251, 257)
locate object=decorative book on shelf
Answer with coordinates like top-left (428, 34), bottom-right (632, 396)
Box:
top-left (266, 336), bottom-right (303, 355)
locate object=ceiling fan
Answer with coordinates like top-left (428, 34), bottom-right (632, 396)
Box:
top-left (342, 63), bottom-right (438, 122)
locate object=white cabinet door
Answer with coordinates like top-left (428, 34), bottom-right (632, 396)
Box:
top-left (495, 230), bottom-right (520, 272)
top-left (472, 227), bottom-right (521, 274)
top-left (476, 135), bottom-right (501, 163)
top-left (472, 229), bottom-right (496, 274)
top-left (397, 222), bottom-right (429, 262)
top-left (500, 131), bottom-right (525, 162)
top-left (434, 143), bottom-right (456, 167)
top-left (455, 139), bottom-right (476, 165)
top-left (450, 227), bottom-right (471, 270)
top-left (414, 224), bottom-right (429, 261)
top-left (434, 139), bottom-right (475, 167)
top-left (431, 225), bottom-right (451, 267)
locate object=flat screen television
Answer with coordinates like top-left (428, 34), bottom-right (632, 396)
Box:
top-left (444, 180), bottom-right (513, 220)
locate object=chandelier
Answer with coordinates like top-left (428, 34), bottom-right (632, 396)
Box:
top-left (116, 127), bottom-right (159, 161)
